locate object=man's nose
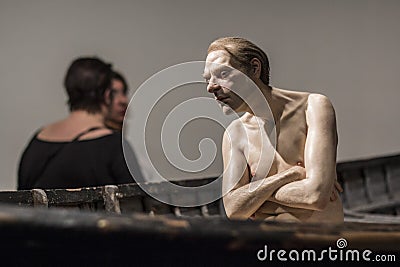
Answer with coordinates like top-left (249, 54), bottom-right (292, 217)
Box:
top-left (207, 80), bottom-right (221, 93)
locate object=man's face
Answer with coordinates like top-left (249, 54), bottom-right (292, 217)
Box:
top-left (106, 79), bottom-right (128, 123)
top-left (204, 50), bottom-right (251, 114)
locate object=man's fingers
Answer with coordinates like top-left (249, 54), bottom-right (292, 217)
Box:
top-left (330, 189), bottom-right (337, 201)
top-left (335, 181), bottom-right (343, 192)
top-left (330, 181), bottom-right (343, 201)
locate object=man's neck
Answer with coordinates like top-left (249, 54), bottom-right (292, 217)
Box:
top-left (242, 82), bottom-right (287, 126)
top-left (262, 85), bottom-right (286, 123)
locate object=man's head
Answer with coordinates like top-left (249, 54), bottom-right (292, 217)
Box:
top-left (207, 37), bottom-right (270, 85)
top-left (64, 57), bottom-right (112, 113)
top-left (204, 37), bottom-right (270, 114)
top-left (104, 71), bottom-right (129, 130)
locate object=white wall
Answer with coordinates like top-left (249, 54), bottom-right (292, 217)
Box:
top-left (1, 0), bottom-right (399, 190)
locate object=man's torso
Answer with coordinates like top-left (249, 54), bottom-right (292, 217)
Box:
top-left (230, 88), bottom-right (343, 222)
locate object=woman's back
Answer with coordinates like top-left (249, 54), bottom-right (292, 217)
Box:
top-left (18, 112), bottom-right (141, 190)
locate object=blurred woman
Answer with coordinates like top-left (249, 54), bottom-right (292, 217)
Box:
top-left (104, 71), bottom-right (129, 131)
top-left (18, 57), bottom-right (142, 189)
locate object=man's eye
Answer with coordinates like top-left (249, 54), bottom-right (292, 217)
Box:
top-left (220, 70), bottom-right (229, 78)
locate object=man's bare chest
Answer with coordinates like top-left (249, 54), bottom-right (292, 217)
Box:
top-left (243, 115), bottom-right (307, 178)
top-left (276, 121), bottom-right (307, 164)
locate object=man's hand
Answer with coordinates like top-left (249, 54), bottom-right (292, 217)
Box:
top-left (330, 181), bottom-right (343, 201)
top-left (291, 165), bottom-right (307, 180)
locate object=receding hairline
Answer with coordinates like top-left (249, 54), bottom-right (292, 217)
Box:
top-left (206, 46), bottom-right (248, 74)
top-left (206, 37), bottom-right (270, 85)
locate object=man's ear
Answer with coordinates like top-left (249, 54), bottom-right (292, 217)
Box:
top-left (250, 58), bottom-right (262, 79)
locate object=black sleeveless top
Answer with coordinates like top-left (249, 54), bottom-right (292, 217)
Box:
top-left (18, 130), bottom-right (142, 190)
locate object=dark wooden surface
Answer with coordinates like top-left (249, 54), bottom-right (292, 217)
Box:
top-left (0, 154), bottom-right (400, 224)
top-left (0, 204), bottom-right (399, 266)
top-left (337, 153), bottom-right (400, 215)
top-left (1, 154), bottom-right (400, 265)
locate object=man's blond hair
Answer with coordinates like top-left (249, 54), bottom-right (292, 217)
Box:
top-left (207, 37), bottom-right (270, 85)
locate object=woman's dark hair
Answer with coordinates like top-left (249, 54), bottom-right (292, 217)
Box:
top-left (111, 71), bottom-right (129, 94)
top-left (64, 57), bottom-right (112, 113)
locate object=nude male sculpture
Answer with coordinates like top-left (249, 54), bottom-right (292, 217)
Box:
top-left (203, 37), bottom-right (343, 222)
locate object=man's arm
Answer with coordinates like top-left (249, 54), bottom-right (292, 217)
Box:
top-left (270, 94), bottom-right (338, 210)
top-left (222, 126), bottom-right (305, 219)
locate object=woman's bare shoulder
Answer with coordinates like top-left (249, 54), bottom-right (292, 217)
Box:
top-left (37, 120), bottom-right (112, 142)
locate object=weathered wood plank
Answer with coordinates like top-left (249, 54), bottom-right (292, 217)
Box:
top-left (0, 204), bottom-right (398, 266)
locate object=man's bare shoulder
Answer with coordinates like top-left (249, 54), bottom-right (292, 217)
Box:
top-left (306, 94), bottom-right (337, 138)
top-left (222, 118), bottom-right (246, 150)
top-left (272, 87), bottom-right (310, 99)
top-left (307, 93), bottom-right (335, 113)
top-left (225, 118), bottom-right (246, 135)
top-left (272, 87), bottom-right (310, 110)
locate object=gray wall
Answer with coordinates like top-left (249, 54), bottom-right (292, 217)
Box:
top-left (1, 0), bottom-right (399, 190)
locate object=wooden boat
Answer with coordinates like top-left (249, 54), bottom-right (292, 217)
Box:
top-left (0, 203), bottom-right (399, 266)
top-left (337, 153), bottom-right (400, 217)
top-left (0, 154), bottom-right (399, 265)
top-left (2, 154), bottom-right (400, 221)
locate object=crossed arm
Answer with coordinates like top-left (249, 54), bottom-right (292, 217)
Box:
top-left (222, 94), bottom-right (339, 219)
top-left (222, 151), bottom-right (306, 219)
top-left (269, 95), bottom-right (338, 210)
